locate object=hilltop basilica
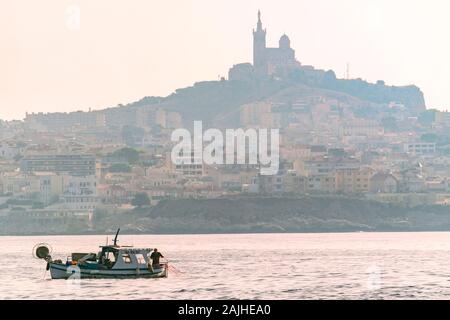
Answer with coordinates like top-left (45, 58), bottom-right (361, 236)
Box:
top-left (229, 11), bottom-right (301, 81)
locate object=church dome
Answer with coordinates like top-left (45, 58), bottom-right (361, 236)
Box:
top-left (279, 34), bottom-right (291, 49)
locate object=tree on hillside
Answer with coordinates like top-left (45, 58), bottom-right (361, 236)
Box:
top-left (108, 163), bottom-right (132, 173)
top-left (122, 125), bottom-right (145, 147)
top-left (131, 193), bottom-right (150, 207)
top-left (111, 147), bottom-right (140, 164)
top-left (421, 133), bottom-right (438, 143)
top-left (381, 117), bottom-right (398, 132)
top-left (418, 109), bottom-right (438, 126)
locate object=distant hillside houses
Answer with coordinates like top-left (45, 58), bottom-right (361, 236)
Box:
top-left (0, 10), bottom-right (449, 221)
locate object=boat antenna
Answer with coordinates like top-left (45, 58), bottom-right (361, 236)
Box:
top-left (113, 228), bottom-right (120, 246)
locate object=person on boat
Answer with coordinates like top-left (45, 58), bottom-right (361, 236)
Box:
top-left (150, 248), bottom-right (164, 266)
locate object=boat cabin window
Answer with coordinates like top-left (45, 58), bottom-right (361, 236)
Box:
top-left (135, 254), bottom-right (146, 265)
top-left (99, 247), bottom-right (119, 268)
top-left (122, 253), bottom-right (132, 264)
top-left (105, 251), bottom-right (116, 263)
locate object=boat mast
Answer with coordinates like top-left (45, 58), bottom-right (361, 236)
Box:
top-left (113, 228), bottom-right (120, 246)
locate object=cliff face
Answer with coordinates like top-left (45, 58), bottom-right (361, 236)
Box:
top-left (287, 68), bottom-right (426, 112)
top-left (333, 81), bottom-right (426, 112)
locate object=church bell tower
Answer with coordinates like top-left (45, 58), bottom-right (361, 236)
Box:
top-left (253, 10), bottom-right (267, 76)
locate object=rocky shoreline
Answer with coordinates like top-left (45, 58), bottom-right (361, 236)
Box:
top-left (1, 196), bottom-right (450, 236)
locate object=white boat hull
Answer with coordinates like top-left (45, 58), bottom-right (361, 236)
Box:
top-left (49, 262), bottom-right (168, 280)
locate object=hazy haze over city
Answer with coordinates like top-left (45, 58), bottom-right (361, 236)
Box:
top-left (1, 0), bottom-right (450, 120)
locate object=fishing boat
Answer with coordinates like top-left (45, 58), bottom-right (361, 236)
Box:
top-left (34, 229), bottom-right (168, 279)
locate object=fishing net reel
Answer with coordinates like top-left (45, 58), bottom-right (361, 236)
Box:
top-left (32, 243), bottom-right (53, 261)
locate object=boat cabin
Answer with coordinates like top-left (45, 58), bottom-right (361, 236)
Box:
top-left (73, 246), bottom-right (155, 270)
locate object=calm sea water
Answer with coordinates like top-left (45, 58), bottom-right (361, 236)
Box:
top-left (2, 232), bottom-right (450, 300)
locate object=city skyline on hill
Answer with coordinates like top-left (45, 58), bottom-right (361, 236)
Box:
top-left (1, 0), bottom-right (450, 120)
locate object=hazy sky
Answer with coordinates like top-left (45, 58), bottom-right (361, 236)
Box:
top-left (1, 0), bottom-right (450, 120)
